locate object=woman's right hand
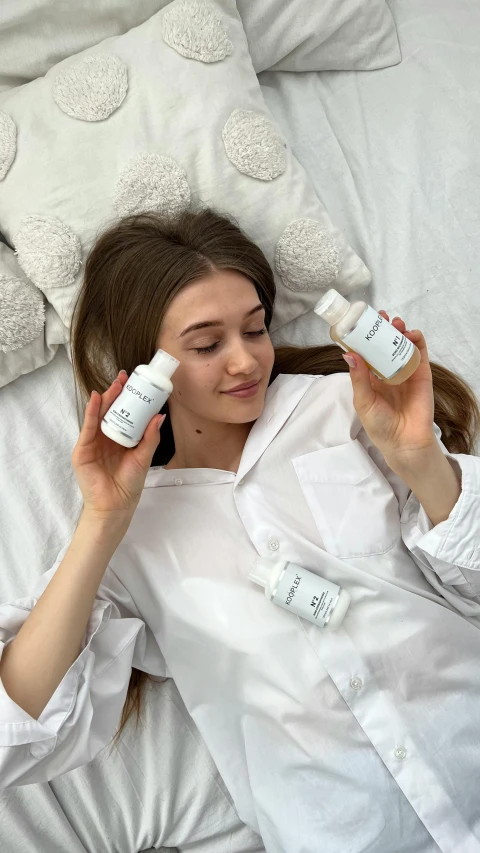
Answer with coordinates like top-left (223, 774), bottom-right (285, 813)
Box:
top-left (71, 371), bottom-right (165, 526)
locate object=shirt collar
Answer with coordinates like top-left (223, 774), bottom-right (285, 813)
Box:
top-left (235, 372), bottom-right (317, 484)
top-left (144, 373), bottom-right (318, 489)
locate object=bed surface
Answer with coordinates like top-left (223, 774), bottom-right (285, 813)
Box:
top-left (1, 0), bottom-right (479, 849)
top-left (0, 670), bottom-right (265, 852)
top-left (265, 0), bottom-right (480, 407)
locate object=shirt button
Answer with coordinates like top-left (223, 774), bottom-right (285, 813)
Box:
top-left (350, 677), bottom-right (362, 690)
top-left (268, 539), bottom-right (280, 551)
top-left (394, 747), bottom-right (407, 760)
top-left (174, 478), bottom-right (182, 486)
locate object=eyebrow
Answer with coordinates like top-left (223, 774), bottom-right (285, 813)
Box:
top-left (178, 303), bottom-right (265, 338)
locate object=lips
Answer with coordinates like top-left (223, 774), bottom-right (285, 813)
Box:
top-left (223, 380), bottom-right (259, 393)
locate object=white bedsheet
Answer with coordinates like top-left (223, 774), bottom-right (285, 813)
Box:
top-left (1, 675), bottom-right (264, 852)
top-left (264, 0), bottom-right (480, 405)
top-left (1, 0), bottom-right (479, 849)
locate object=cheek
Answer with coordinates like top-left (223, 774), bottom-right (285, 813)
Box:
top-left (261, 338), bottom-right (275, 369)
top-left (177, 360), bottom-right (219, 396)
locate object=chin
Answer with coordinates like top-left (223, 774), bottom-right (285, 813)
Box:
top-left (224, 396), bottom-right (266, 423)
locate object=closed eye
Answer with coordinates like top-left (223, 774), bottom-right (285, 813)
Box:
top-left (194, 328), bottom-right (267, 354)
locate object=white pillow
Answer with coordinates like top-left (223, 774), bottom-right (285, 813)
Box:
top-left (0, 241), bottom-right (67, 387)
top-left (0, 0), bottom-right (400, 88)
top-left (0, 0), bottom-right (370, 385)
top-left (239, 0), bottom-right (401, 73)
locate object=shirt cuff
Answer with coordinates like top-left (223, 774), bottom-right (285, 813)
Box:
top-left (0, 600), bottom-right (112, 748)
top-left (401, 453), bottom-right (480, 576)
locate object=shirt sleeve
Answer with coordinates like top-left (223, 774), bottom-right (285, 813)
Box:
top-left (0, 544), bottom-right (168, 789)
top-left (356, 415), bottom-right (480, 619)
top-left (399, 445), bottom-right (480, 616)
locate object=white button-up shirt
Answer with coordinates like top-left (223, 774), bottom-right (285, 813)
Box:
top-left (1, 373), bottom-right (480, 853)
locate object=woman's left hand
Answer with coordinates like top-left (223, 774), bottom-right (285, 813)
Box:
top-left (343, 312), bottom-right (436, 470)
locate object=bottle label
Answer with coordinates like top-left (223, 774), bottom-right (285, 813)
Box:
top-left (103, 372), bottom-right (169, 443)
top-left (274, 563), bottom-right (340, 627)
top-left (340, 306), bottom-right (414, 379)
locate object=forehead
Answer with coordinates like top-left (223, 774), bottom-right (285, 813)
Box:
top-left (164, 270), bottom-right (259, 325)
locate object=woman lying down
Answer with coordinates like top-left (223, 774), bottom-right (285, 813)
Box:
top-left (1, 208), bottom-right (480, 853)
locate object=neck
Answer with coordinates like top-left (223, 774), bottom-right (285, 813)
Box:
top-left (167, 410), bottom-right (254, 473)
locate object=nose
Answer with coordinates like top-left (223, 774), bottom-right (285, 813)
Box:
top-left (226, 336), bottom-right (258, 376)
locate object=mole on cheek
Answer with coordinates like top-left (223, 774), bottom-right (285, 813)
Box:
top-left (195, 429), bottom-right (202, 434)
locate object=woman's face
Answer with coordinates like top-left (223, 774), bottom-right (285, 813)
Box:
top-left (157, 270), bottom-right (275, 425)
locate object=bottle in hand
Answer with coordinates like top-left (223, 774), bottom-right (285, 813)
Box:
top-left (314, 290), bottom-right (421, 385)
top-left (101, 349), bottom-right (179, 448)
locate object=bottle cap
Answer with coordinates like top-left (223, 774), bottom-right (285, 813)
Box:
top-left (148, 349), bottom-right (180, 379)
top-left (248, 557), bottom-right (282, 589)
top-left (314, 289), bottom-right (350, 326)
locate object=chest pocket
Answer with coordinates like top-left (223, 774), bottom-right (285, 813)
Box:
top-left (292, 440), bottom-right (400, 558)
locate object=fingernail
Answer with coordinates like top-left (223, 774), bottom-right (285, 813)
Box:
top-left (157, 414), bottom-right (166, 430)
top-left (119, 369), bottom-right (128, 375)
top-left (343, 354), bottom-right (357, 369)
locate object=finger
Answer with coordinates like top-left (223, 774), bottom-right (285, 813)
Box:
top-left (404, 328), bottom-right (429, 364)
top-left (77, 390), bottom-right (102, 447)
top-left (77, 372), bottom-right (128, 447)
top-left (130, 413), bottom-right (165, 470)
top-left (391, 316), bottom-right (407, 332)
top-left (342, 352), bottom-right (376, 415)
top-left (98, 372), bottom-right (129, 421)
top-left (379, 311), bottom-right (408, 334)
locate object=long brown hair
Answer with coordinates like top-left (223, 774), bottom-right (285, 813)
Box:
top-left (70, 206), bottom-right (479, 752)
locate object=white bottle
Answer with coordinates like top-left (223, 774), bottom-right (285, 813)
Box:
top-left (248, 557), bottom-right (350, 630)
top-left (314, 289), bottom-right (421, 385)
top-left (101, 349), bottom-right (179, 448)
